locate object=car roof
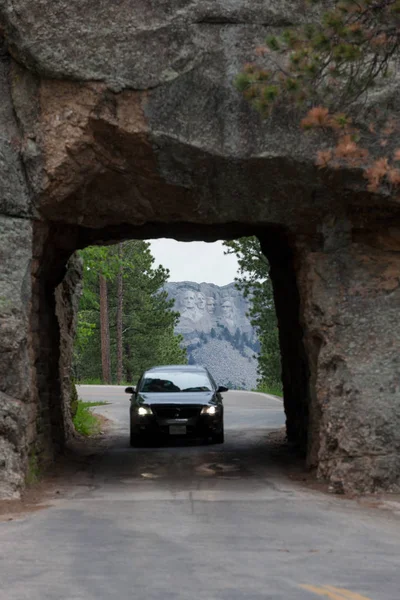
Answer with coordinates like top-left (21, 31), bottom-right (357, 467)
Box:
top-left (145, 365), bottom-right (207, 374)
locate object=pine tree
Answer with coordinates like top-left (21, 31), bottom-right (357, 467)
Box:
top-left (224, 238), bottom-right (282, 391)
top-left (116, 243), bottom-right (124, 384)
top-left (74, 241), bottom-right (187, 383)
top-left (99, 274), bottom-right (111, 384)
top-left (236, 0), bottom-right (400, 196)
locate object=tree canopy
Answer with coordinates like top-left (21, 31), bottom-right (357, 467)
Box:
top-left (236, 0), bottom-right (400, 194)
top-left (223, 238), bottom-right (282, 392)
top-left (74, 240), bottom-right (187, 384)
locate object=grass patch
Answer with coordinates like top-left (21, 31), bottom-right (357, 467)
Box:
top-left (73, 401), bottom-right (108, 437)
top-left (253, 381), bottom-right (283, 397)
top-left (26, 452), bottom-right (41, 486)
top-left (76, 378), bottom-right (132, 386)
top-left (76, 377), bottom-right (104, 385)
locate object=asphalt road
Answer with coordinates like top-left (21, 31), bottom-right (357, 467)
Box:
top-left (1, 387), bottom-right (400, 600)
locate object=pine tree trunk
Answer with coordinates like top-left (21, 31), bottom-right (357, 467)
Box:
top-left (125, 342), bottom-right (133, 383)
top-left (99, 274), bottom-right (111, 384)
top-left (116, 243), bottom-right (124, 384)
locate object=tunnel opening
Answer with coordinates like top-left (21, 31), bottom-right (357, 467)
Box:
top-left (29, 220), bottom-right (313, 484)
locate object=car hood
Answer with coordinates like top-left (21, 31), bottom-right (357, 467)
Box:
top-left (138, 391), bottom-right (215, 405)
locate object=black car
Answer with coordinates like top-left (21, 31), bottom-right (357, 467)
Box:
top-left (125, 365), bottom-right (227, 446)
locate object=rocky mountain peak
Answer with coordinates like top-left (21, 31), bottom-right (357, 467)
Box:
top-left (165, 281), bottom-right (254, 336)
top-left (165, 281), bottom-right (259, 389)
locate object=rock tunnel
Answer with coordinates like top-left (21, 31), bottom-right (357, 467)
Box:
top-left (1, 0), bottom-right (400, 498)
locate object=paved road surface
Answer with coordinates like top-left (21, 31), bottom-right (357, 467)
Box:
top-left (0, 387), bottom-right (399, 600)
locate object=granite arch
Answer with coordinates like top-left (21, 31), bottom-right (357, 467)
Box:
top-left (0, 0), bottom-right (399, 497)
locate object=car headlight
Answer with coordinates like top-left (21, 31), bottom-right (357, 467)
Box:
top-left (137, 406), bottom-right (153, 416)
top-left (201, 406), bottom-right (218, 416)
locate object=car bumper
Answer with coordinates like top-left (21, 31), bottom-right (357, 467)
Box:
top-left (131, 415), bottom-right (222, 438)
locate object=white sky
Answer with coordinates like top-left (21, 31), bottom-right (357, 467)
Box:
top-left (149, 239), bottom-right (239, 285)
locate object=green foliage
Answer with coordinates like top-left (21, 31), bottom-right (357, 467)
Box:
top-left (74, 240), bottom-right (187, 383)
top-left (74, 315), bottom-right (96, 358)
top-left (223, 238), bottom-right (282, 389)
top-left (76, 377), bottom-right (104, 385)
top-left (235, 72), bottom-right (251, 92)
top-left (266, 35), bottom-right (280, 51)
top-left (79, 401), bottom-right (109, 407)
top-left (26, 452), bottom-right (40, 486)
top-left (236, 0), bottom-right (400, 115)
top-left (72, 401), bottom-right (108, 437)
top-left (70, 378), bottom-right (79, 419)
top-left (262, 85), bottom-right (279, 102)
top-left (255, 381), bottom-right (283, 398)
top-left (153, 327), bottom-right (187, 366)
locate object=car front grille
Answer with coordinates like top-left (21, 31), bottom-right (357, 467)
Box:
top-left (151, 405), bottom-right (203, 420)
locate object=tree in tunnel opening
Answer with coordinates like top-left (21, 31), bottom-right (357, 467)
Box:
top-left (116, 242), bottom-right (124, 384)
top-left (73, 240), bottom-right (187, 384)
top-left (99, 273), bottom-right (111, 384)
top-left (224, 237), bottom-right (282, 395)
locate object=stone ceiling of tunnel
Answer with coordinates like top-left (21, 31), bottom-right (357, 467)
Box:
top-left (1, 0), bottom-right (398, 235)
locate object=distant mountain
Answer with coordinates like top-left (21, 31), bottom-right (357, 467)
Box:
top-left (164, 282), bottom-right (260, 390)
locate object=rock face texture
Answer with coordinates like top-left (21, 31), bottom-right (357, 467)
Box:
top-left (55, 255), bottom-right (83, 443)
top-left (165, 281), bottom-right (259, 389)
top-left (0, 217), bottom-right (33, 498)
top-left (0, 1), bottom-right (399, 497)
top-left (298, 237), bottom-right (400, 492)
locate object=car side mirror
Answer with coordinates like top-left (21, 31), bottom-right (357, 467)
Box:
top-left (125, 386), bottom-right (136, 395)
top-left (217, 386), bottom-right (228, 393)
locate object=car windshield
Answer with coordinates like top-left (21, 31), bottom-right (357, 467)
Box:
top-left (140, 371), bottom-right (212, 393)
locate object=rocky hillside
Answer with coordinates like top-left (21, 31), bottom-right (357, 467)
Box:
top-left (165, 282), bottom-right (259, 390)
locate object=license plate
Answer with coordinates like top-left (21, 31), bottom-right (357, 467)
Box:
top-left (169, 425), bottom-right (187, 435)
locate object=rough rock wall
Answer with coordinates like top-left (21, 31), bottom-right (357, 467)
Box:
top-left (29, 221), bottom-right (80, 475)
top-left (0, 217), bottom-right (33, 498)
top-left (298, 225), bottom-right (400, 493)
top-left (0, 0), bottom-right (311, 90)
top-left (259, 233), bottom-right (310, 456)
top-left (0, 1), bottom-right (399, 497)
top-left (0, 42), bottom-right (34, 498)
top-left (55, 254), bottom-right (83, 442)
